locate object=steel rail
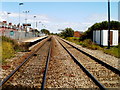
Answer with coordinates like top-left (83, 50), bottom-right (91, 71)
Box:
top-left (57, 38), bottom-right (106, 90)
top-left (41, 39), bottom-right (52, 90)
top-left (60, 38), bottom-right (120, 75)
top-left (0, 37), bottom-right (51, 87)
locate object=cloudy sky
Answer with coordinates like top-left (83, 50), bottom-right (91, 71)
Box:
top-left (0, 0), bottom-right (119, 33)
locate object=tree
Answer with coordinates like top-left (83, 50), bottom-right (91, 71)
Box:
top-left (60, 28), bottom-right (74, 38)
top-left (41, 29), bottom-right (50, 35)
top-left (80, 21), bottom-right (120, 41)
top-left (34, 29), bottom-right (40, 33)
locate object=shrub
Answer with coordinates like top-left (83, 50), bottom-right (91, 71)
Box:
top-left (60, 28), bottom-right (74, 38)
top-left (65, 37), bottom-right (74, 42)
top-left (2, 41), bottom-right (15, 60)
top-left (79, 39), bottom-right (102, 50)
top-left (1, 36), bottom-right (29, 51)
top-left (2, 36), bottom-right (15, 44)
top-left (1, 36), bottom-right (30, 61)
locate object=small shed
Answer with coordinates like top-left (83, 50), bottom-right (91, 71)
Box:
top-left (93, 30), bottom-right (118, 46)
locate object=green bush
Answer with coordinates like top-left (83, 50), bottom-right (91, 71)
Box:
top-left (78, 39), bottom-right (102, 50)
top-left (2, 41), bottom-right (15, 60)
top-left (1, 36), bottom-right (28, 51)
top-left (1, 36), bottom-right (30, 62)
top-left (80, 21), bottom-right (120, 41)
top-left (79, 41), bottom-right (83, 45)
top-left (2, 36), bottom-right (15, 44)
top-left (65, 37), bottom-right (80, 43)
top-left (60, 28), bottom-right (74, 38)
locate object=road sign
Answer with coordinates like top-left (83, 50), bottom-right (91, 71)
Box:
top-left (10, 31), bottom-right (14, 36)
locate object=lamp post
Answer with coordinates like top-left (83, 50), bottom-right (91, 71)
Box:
top-left (39, 22), bottom-right (43, 28)
top-left (7, 12), bottom-right (11, 24)
top-left (19, 3), bottom-right (23, 29)
top-left (23, 11), bottom-right (30, 37)
top-left (118, 1), bottom-right (120, 21)
top-left (23, 11), bottom-right (29, 24)
top-left (7, 12), bottom-right (11, 29)
top-left (108, 0), bottom-right (110, 49)
top-left (34, 16), bottom-right (36, 28)
top-left (34, 16), bottom-right (36, 37)
top-left (18, 3), bottom-right (23, 40)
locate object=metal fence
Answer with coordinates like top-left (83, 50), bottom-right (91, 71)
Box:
top-left (0, 28), bottom-right (37, 41)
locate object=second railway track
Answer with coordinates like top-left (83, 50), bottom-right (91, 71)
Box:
top-left (56, 37), bottom-right (119, 89)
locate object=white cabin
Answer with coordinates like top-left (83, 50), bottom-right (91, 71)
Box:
top-left (93, 30), bottom-right (118, 46)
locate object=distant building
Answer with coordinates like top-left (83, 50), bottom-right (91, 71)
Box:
top-left (74, 31), bottom-right (83, 37)
top-left (93, 30), bottom-right (118, 46)
top-left (0, 21), bottom-right (7, 28)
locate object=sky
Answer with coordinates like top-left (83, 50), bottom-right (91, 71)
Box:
top-left (0, 1), bottom-right (119, 33)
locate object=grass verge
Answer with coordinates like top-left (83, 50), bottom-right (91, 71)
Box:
top-left (65, 37), bottom-right (119, 58)
top-left (1, 36), bottom-right (29, 64)
top-left (2, 41), bottom-right (15, 61)
top-left (103, 46), bottom-right (119, 58)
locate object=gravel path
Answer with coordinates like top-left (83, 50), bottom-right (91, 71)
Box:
top-left (45, 36), bottom-right (98, 88)
top-left (4, 41), bottom-right (51, 88)
top-left (61, 38), bottom-right (119, 69)
top-left (59, 38), bottom-right (119, 88)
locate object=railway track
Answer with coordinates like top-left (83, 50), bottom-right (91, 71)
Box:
top-left (56, 37), bottom-right (120, 89)
top-left (1, 37), bottom-right (52, 90)
top-left (45, 36), bottom-right (98, 88)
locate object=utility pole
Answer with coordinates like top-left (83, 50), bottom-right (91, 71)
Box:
top-left (23, 11), bottom-right (29, 37)
top-left (7, 12), bottom-right (11, 38)
top-left (23, 11), bottom-right (29, 24)
top-left (118, 1), bottom-right (120, 47)
top-left (7, 12), bottom-right (11, 24)
top-left (34, 16), bottom-right (36, 28)
top-left (18, 3), bottom-right (23, 40)
top-left (108, 0), bottom-right (110, 49)
top-left (19, 3), bottom-right (23, 28)
top-left (7, 12), bottom-right (11, 30)
top-left (34, 15), bottom-right (36, 37)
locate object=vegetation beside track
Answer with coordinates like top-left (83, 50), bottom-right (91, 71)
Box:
top-left (58, 21), bottom-right (119, 58)
top-left (79, 21), bottom-right (120, 41)
top-left (103, 45), bottom-right (119, 58)
top-left (1, 36), bottom-right (29, 63)
top-left (65, 37), bottom-right (119, 58)
top-left (2, 41), bottom-right (15, 63)
top-left (59, 28), bottom-right (74, 38)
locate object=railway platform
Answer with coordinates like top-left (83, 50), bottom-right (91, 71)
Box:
top-left (22, 36), bottom-right (48, 43)
top-left (19, 35), bottom-right (48, 50)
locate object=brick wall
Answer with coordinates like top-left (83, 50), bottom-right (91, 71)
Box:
top-left (74, 31), bottom-right (82, 37)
